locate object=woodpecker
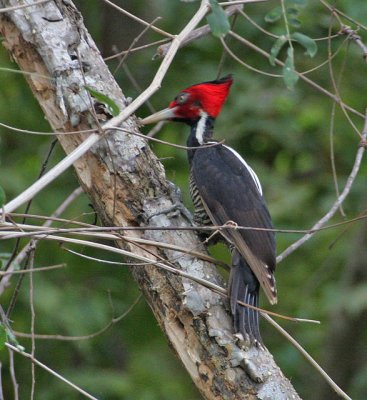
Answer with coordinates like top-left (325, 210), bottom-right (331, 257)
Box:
top-left (141, 75), bottom-right (276, 343)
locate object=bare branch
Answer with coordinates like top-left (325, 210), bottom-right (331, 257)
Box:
top-left (263, 314), bottom-right (352, 400)
top-left (341, 25), bottom-right (367, 61)
top-left (228, 30), bottom-right (365, 119)
top-left (100, 0), bottom-right (174, 38)
top-left (1, 134), bottom-right (99, 215)
top-left (14, 294), bottom-right (143, 341)
top-left (8, 348), bottom-right (18, 400)
top-left (6, 343), bottom-right (98, 400)
top-left (155, 4), bottom-right (243, 58)
top-left (278, 110), bottom-right (367, 262)
top-left (320, 0), bottom-right (367, 32)
top-left (0, 0), bottom-right (211, 216)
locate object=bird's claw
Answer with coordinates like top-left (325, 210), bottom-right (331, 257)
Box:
top-left (146, 181), bottom-right (193, 222)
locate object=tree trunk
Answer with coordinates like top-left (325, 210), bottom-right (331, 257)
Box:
top-left (0, 1), bottom-right (300, 398)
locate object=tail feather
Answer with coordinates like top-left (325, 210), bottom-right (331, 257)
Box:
top-left (230, 251), bottom-right (261, 343)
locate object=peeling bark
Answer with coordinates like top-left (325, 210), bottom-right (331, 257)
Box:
top-left (0, 1), bottom-right (300, 398)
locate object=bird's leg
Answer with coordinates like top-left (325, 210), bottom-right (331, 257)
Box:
top-left (146, 181), bottom-right (193, 222)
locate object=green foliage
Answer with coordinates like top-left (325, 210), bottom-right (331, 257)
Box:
top-left (291, 31), bottom-right (317, 57)
top-left (265, 0), bottom-right (307, 26)
top-left (207, 0), bottom-right (230, 38)
top-left (85, 86), bottom-right (120, 117)
top-left (269, 29), bottom-right (317, 89)
top-left (269, 35), bottom-right (288, 65)
top-left (265, 6), bottom-right (283, 23)
top-left (266, 0), bottom-right (316, 89)
top-left (283, 47), bottom-right (299, 90)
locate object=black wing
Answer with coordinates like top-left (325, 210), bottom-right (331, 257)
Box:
top-left (191, 144), bottom-right (277, 303)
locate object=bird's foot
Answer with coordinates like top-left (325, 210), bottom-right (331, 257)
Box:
top-left (146, 181), bottom-right (193, 222)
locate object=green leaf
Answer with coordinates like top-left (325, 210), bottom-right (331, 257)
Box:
top-left (288, 18), bottom-right (301, 28)
top-left (283, 47), bottom-right (299, 90)
top-left (0, 324), bottom-right (7, 351)
top-left (291, 32), bottom-right (318, 57)
top-left (264, 6), bottom-right (283, 23)
top-left (287, 7), bottom-right (300, 17)
top-left (0, 186), bottom-right (5, 207)
top-left (269, 35), bottom-right (288, 66)
top-left (84, 86), bottom-right (120, 117)
top-left (207, 0), bottom-right (230, 38)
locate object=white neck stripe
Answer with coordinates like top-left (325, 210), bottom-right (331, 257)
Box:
top-left (195, 111), bottom-right (208, 145)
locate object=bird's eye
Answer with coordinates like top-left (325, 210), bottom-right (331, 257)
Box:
top-left (176, 92), bottom-right (189, 105)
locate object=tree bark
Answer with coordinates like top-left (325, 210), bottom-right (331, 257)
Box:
top-left (0, 1), bottom-right (300, 398)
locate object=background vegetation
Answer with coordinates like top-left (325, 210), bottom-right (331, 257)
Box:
top-left (1, 0), bottom-right (367, 398)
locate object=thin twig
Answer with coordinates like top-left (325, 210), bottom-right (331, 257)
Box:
top-left (63, 247), bottom-right (152, 266)
top-left (113, 126), bottom-right (226, 150)
top-left (329, 101), bottom-right (344, 216)
top-left (278, 110), bottom-right (367, 262)
top-left (219, 0), bottom-right (269, 4)
top-left (29, 246), bottom-right (36, 400)
top-left (320, 0), bottom-right (367, 32)
top-left (100, 0), bottom-right (174, 38)
top-left (155, 4), bottom-right (243, 58)
top-left (263, 314), bottom-right (352, 400)
top-left (220, 37), bottom-right (282, 77)
top-left (112, 16), bottom-right (162, 75)
top-left (146, 120), bottom-right (166, 137)
top-left (121, 64), bottom-right (156, 113)
top-left (15, 294), bottom-right (143, 341)
top-left (238, 8), bottom-right (345, 76)
top-left (228, 30), bottom-right (365, 119)
top-left (0, 66), bottom-right (51, 81)
top-left (327, 27), bottom-right (361, 138)
top-left (0, 230), bottom-right (319, 323)
top-left (0, 188), bottom-right (82, 295)
top-left (8, 348), bottom-right (19, 400)
top-left (0, 223), bottom-right (227, 267)
top-left (3, 213), bottom-right (367, 238)
top-left (0, 363), bottom-right (4, 400)
top-left (0, 0), bottom-right (212, 216)
top-left (0, 121), bottom-right (97, 135)
top-left (5, 343), bottom-right (98, 400)
top-left (327, 14), bottom-right (346, 216)
top-left (104, 39), bottom-right (170, 60)
top-left (0, 264), bottom-right (66, 276)
top-left (341, 25), bottom-right (367, 61)
top-left (1, 134), bottom-right (99, 215)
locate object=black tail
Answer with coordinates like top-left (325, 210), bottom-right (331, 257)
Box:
top-left (229, 250), bottom-right (261, 343)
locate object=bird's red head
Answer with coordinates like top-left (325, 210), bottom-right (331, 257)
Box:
top-left (169, 75), bottom-right (233, 120)
top-left (141, 75), bottom-right (233, 125)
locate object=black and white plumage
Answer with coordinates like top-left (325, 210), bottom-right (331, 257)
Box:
top-left (141, 75), bottom-right (277, 343)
